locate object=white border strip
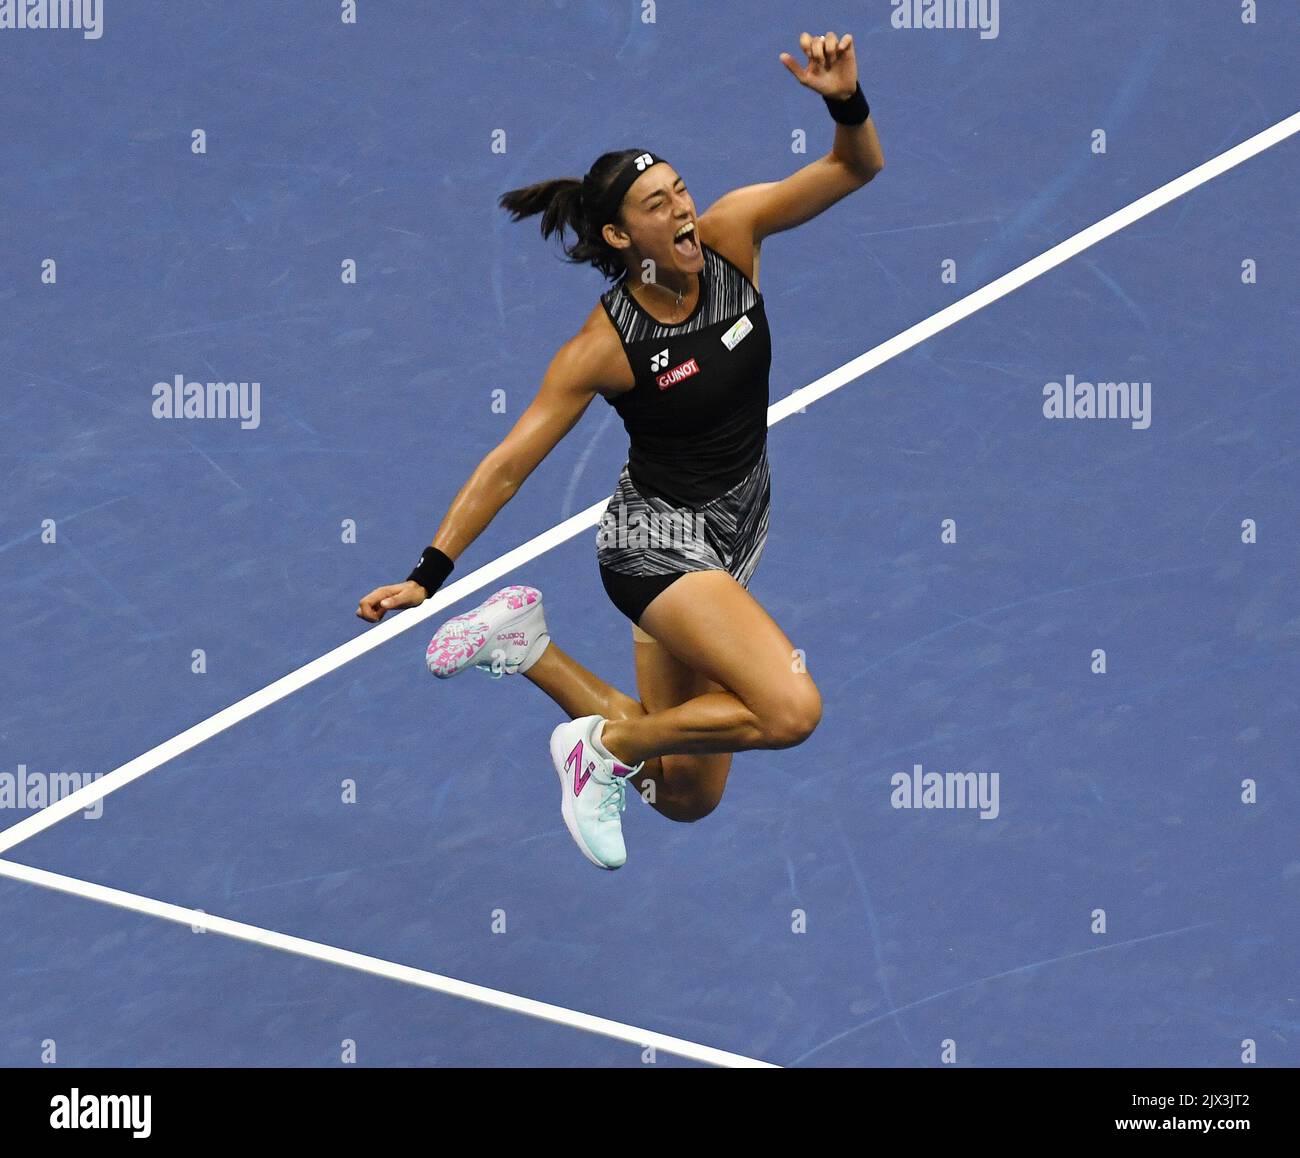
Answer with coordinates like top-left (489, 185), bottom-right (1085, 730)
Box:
top-left (1, 109), bottom-right (1296, 857)
top-left (0, 858), bottom-right (777, 1068)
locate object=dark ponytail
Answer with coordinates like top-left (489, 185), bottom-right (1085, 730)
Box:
top-left (499, 150), bottom-right (645, 282)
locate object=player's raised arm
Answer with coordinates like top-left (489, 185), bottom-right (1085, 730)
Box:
top-left (702, 31), bottom-right (883, 245)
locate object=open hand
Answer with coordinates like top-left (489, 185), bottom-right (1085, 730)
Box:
top-left (779, 31), bottom-right (858, 100)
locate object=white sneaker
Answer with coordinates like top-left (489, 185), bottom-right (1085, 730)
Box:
top-left (425, 585), bottom-right (550, 679)
top-left (549, 715), bottom-right (643, 870)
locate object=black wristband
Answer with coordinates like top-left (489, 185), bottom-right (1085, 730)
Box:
top-left (824, 82), bottom-right (870, 126)
top-left (406, 547), bottom-right (454, 597)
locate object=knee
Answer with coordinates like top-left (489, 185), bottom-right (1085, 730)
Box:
top-left (657, 790), bottom-right (722, 823)
top-left (652, 758), bottom-right (725, 823)
top-left (759, 683), bottom-right (823, 749)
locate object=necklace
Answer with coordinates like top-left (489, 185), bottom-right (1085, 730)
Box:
top-left (644, 276), bottom-right (690, 312)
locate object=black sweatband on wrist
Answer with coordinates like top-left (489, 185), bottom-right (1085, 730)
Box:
top-left (406, 547), bottom-right (454, 596)
top-left (824, 82), bottom-right (870, 126)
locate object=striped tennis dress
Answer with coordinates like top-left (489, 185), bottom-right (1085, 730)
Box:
top-left (595, 244), bottom-right (772, 627)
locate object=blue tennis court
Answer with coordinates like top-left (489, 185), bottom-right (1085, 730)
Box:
top-left (1, 0), bottom-right (1296, 1067)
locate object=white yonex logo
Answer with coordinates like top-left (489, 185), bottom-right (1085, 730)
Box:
top-left (650, 349), bottom-right (669, 371)
top-left (633, 153), bottom-right (655, 171)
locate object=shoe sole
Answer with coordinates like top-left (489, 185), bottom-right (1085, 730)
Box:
top-left (426, 585), bottom-right (542, 679)
top-left (550, 723), bottom-right (623, 871)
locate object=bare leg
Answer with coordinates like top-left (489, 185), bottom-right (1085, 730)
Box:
top-left (520, 642), bottom-right (678, 811)
top-left (518, 571), bottom-right (820, 821)
top-left (600, 571), bottom-right (822, 765)
top-left (522, 643), bottom-right (642, 723)
top-left (627, 626), bottom-right (735, 822)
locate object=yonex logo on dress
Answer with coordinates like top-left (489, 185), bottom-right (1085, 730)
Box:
top-left (656, 357), bottom-right (699, 391)
top-left (633, 153), bottom-right (655, 171)
top-left (0, 0), bottom-right (103, 39)
top-left (650, 349), bottom-right (670, 371)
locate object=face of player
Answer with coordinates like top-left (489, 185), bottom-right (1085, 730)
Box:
top-left (607, 164), bottom-right (702, 281)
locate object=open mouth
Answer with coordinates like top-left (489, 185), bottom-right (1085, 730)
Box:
top-left (672, 220), bottom-right (699, 258)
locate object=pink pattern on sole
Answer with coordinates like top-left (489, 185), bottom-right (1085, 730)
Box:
top-left (481, 585), bottom-right (539, 612)
top-left (424, 585), bottom-right (542, 679)
top-left (425, 615), bottom-right (489, 679)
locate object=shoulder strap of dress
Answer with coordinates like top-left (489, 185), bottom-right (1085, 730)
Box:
top-left (701, 245), bottom-right (760, 321)
top-left (599, 280), bottom-right (640, 345)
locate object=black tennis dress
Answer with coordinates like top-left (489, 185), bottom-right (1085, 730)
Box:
top-left (595, 243), bottom-right (772, 626)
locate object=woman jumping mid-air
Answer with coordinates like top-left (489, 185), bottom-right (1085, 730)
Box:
top-left (357, 32), bottom-right (883, 869)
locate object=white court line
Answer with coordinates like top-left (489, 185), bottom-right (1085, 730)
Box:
top-left (0, 858), bottom-right (777, 1068)
top-left (4, 111), bottom-right (1296, 856)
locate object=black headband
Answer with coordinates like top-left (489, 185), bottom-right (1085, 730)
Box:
top-left (583, 151), bottom-right (668, 228)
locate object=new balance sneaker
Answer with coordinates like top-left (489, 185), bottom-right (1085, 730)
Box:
top-left (550, 715), bottom-right (644, 870)
top-left (425, 585), bottom-right (550, 679)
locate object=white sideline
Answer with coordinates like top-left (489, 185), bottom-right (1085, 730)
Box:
top-left (5, 111), bottom-right (1295, 856)
top-left (0, 858), bottom-right (777, 1068)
